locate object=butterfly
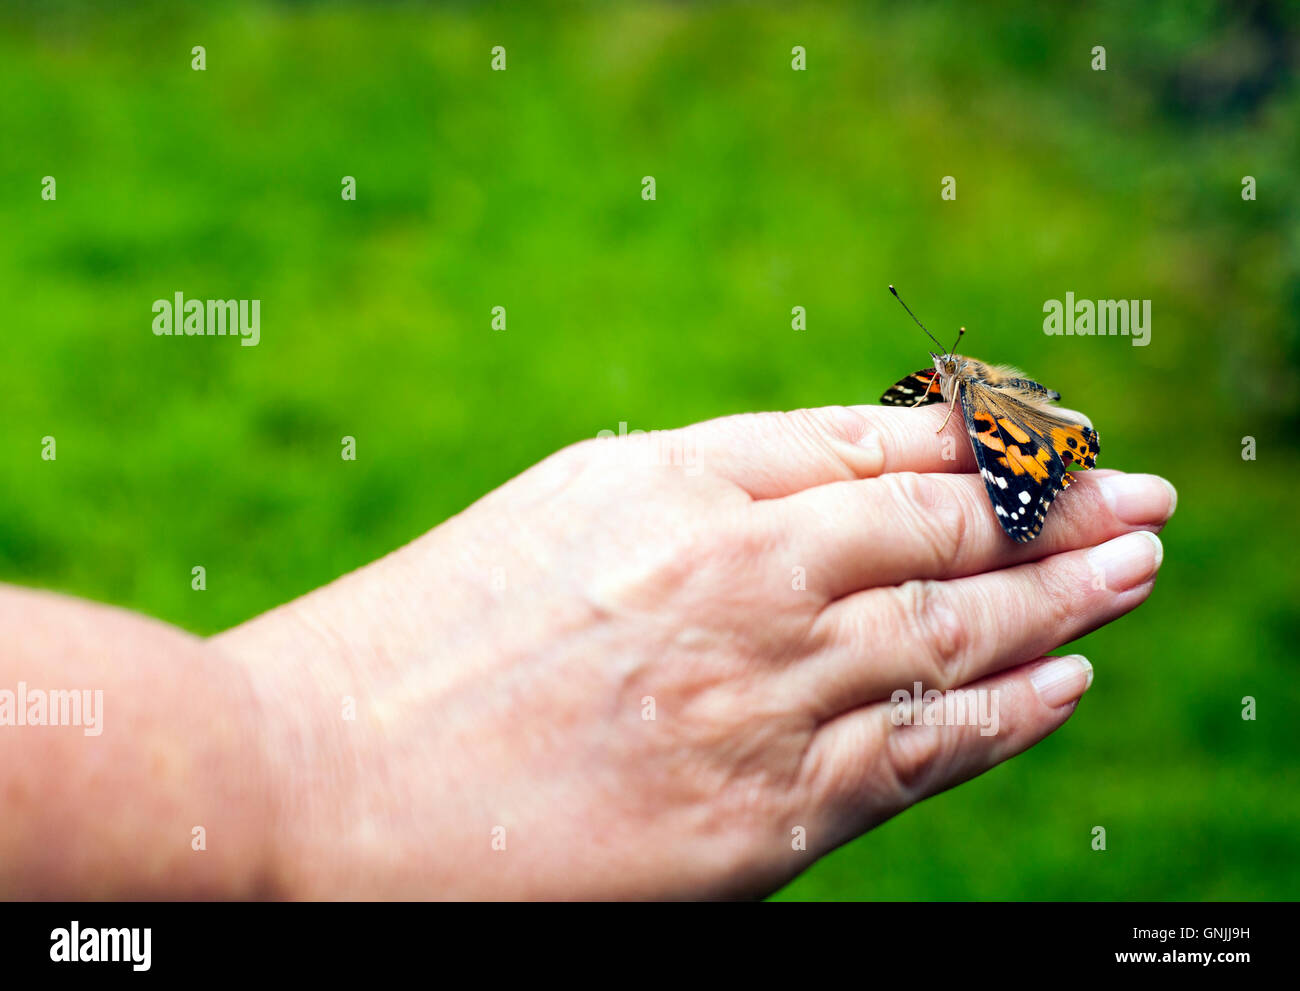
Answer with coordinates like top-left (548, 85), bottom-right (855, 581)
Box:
top-left (879, 286), bottom-right (1099, 543)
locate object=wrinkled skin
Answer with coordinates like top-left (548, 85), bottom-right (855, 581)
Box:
top-left (217, 403), bottom-right (1172, 899)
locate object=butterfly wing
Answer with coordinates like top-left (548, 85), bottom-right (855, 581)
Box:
top-left (961, 381), bottom-right (1100, 543)
top-left (880, 368), bottom-right (943, 406)
top-left (967, 362), bottom-right (1062, 402)
top-left (1001, 376), bottom-right (1061, 402)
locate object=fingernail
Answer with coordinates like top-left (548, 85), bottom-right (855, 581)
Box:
top-left (1097, 474), bottom-right (1178, 525)
top-left (1031, 654), bottom-right (1093, 708)
top-left (1086, 530), bottom-right (1162, 591)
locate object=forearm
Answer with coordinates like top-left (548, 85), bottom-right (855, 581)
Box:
top-left (205, 530), bottom-right (502, 900)
top-left (0, 585), bottom-right (278, 899)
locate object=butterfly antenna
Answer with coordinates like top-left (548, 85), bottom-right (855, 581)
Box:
top-left (951, 326), bottom-right (965, 353)
top-left (888, 285), bottom-right (948, 354)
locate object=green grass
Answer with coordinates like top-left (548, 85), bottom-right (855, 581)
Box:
top-left (2, 0), bottom-right (1297, 899)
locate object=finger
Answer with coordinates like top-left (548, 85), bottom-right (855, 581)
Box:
top-left (799, 654), bottom-right (1092, 844)
top-left (767, 468), bottom-right (1176, 599)
top-left (791, 530), bottom-right (1160, 718)
top-left (679, 404), bottom-right (991, 500)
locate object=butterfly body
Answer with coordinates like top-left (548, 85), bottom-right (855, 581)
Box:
top-left (881, 353), bottom-right (1100, 543)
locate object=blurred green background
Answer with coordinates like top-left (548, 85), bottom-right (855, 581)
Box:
top-left (2, 0), bottom-right (1296, 899)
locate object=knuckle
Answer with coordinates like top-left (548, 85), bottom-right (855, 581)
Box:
top-left (1040, 556), bottom-right (1086, 624)
top-left (784, 407), bottom-right (871, 477)
top-left (882, 722), bottom-right (946, 798)
top-left (808, 404), bottom-right (869, 441)
top-left (885, 472), bottom-right (966, 571)
top-left (792, 405), bottom-right (865, 443)
top-left (889, 578), bottom-right (969, 685)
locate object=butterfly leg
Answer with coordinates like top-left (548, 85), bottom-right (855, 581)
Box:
top-left (936, 387), bottom-right (960, 432)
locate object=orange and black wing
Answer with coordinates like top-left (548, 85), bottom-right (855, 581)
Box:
top-left (961, 382), bottom-right (1100, 543)
top-left (880, 368), bottom-right (943, 406)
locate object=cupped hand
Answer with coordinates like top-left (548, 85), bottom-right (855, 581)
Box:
top-left (215, 403), bottom-right (1174, 899)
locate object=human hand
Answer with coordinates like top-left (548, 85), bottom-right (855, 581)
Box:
top-left (215, 403), bottom-right (1174, 899)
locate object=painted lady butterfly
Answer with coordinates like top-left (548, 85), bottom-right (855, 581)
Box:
top-left (879, 286), bottom-right (1100, 543)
